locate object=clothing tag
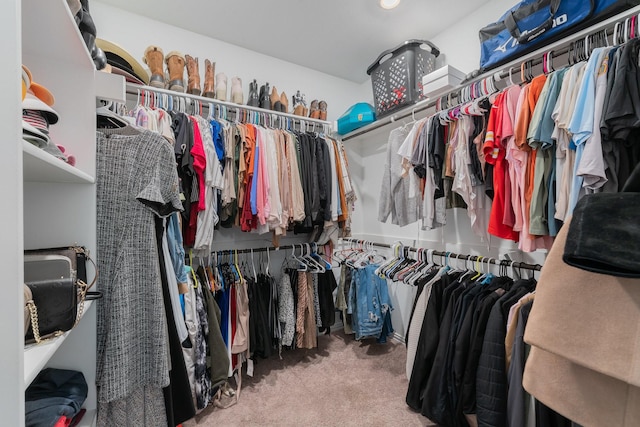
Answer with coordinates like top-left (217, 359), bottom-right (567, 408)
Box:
top-left (247, 359), bottom-right (254, 377)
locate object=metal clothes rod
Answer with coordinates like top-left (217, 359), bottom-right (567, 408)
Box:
top-left (125, 82), bottom-right (334, 129)
top-left (341, 238), bottom-right (543, 272)
top-left (210, 243), bottom-right (319, 256)
top-left (342, 5), bottom-right (640, 141)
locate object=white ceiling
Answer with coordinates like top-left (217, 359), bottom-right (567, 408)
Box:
top-left (96, 0), bottom-right (491, 83)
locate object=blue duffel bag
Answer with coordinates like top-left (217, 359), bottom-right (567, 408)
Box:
top-left (479, 0), bottom-right (640, 72)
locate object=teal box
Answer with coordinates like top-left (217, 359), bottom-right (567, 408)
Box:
top-left (337, 103), bottom-right (376, 135)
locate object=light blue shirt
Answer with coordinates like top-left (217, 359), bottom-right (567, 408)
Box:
top-left (567, 47), bottom-right (609, 215)
top-left (166, 212), bottom-right (188, 284)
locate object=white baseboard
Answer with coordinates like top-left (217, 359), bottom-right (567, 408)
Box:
top-left (392, 332), bottom-right (405, 344)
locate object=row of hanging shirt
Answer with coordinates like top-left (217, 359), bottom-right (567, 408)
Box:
top-left (121, 95), bottom-right (356, 254)
top-left (379, 35), bottom-right (640, 253)
top-left (173, 245), bottom-right (339, 411)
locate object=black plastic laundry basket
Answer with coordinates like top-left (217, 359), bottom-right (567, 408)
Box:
top-left (366, 40), bottom-right (440, 118)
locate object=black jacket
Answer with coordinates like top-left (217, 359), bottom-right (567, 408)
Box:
top-left (406, 272), bottom-right (461, 411)
top-left (475, 279), bottom-right (535, 427)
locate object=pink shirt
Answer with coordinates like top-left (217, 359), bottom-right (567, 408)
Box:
top-left (190, 117), bottom-right (207, 212)
top-left (256, 128), bottom-right (271, 226)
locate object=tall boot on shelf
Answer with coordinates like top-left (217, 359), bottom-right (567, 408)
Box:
top-left (203, 59), bottom-right (216, 98)
top-left (319, 100), bottom-right (327, 121)
top-left (309, 99), bottom-right (320, 119)
top-left (292, 90), bottom-right (304, 116)
top-left (302, 93), bottom-right (309, 117)
top-left (185, 54), bottom-right (201, 95)
top-left (270, 86), bottom-right (282, 111)
top-left (259, 82), bottom-right (271, 110)
top-left (215, 73), bottom-right (227, 101)
top-left (165, 51), bottom-right (186, 92)
top-left (231, 77), bottom-right (243, 104)
top-left (280, 91), bottom-right (289, 113)
top-left (143, 45), bottom-right (165, 88)
top-left (247, 79), bottom-right (259, 107)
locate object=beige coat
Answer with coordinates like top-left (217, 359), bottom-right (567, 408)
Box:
top-left (523, 217), bottom-right (640, 426)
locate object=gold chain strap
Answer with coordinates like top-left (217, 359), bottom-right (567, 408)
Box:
top-left (26, 299), bottom-right (41, 344)
top-left (26, 279), bottom-right (88, 344)
top-left (75, 280), bottom-right (88, 327)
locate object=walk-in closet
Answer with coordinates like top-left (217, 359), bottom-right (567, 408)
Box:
top-left (5, 0), bottom-right (640, 426)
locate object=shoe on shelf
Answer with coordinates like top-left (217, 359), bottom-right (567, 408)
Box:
top-left (143, 45), bottom-right (165, 88)
top-left (247, 79), bottom-right (259, 107)
top-left (231, 77), bottom-right (243, 104)
top-left (203, 59), bottom-right (216, 98)
top-left (280, 91), bottom-right (288, 113)
top-left (270, 86), bottom-right (281, 111)
top-left (292, 90), bottom-right (307, 116)
top-left (309, 99), bottom-right (320, 119)
top-left (319, 100), bottom-right (327, 121)
top-left (165, 51), bottom-right (186, 92)
top-left (302, 93), bottom-right (309, 117)
top-left (215, 73), bottom-right (227, 101)
top-left (259, 82), bottom-right (271, 110)
top-left (185, 54), bottom-right (201, 95)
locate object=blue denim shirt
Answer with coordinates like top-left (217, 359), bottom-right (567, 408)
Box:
top-left (347, 264), bottom-right (393, 340)
top-left (167, 212), bottom-right (188, 284)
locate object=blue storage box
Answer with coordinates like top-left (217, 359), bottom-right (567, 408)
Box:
top-left (337, 103), bottom-right (376, 135)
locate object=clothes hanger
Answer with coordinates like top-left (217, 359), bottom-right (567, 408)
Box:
top-left (250, 248), bottom-right (257, 281)
top-left (96, 100), bottom-right (129, 129)
top-left (301, 243), bottom-right (325, 273)
top-left (291, 244), bottom-right (308, 272)
top-left (375, 241), bottom-right (402, 276)
top-left (310, 242), bottom-right (332, 271)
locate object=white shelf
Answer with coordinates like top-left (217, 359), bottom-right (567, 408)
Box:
top-left (22, 0), bottom-right (93, 68)
top-left (23, 300), bottom-right (95, 387)
top-left (95, 71), bottom-right (126, 103)
top-left (23, 140), bottom-right (94, 184)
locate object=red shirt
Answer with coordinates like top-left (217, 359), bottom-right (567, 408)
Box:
top-left (484, 92), bottom-right (519, 242)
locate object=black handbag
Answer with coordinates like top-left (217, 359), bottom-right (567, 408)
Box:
top-left (24, 246), bottom-right (100, 343)
top-left (25, 278), bottom-right (81, 342)
top-left (25, 245), bottom-right (92, 284)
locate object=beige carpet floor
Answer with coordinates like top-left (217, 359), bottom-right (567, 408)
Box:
top-left (184, 329), bottom-right (435, 427)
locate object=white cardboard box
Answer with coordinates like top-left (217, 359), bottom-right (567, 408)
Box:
top-left (422, 65), bottom-right (466, 99)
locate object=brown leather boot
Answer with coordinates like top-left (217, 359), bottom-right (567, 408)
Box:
top-left (203, 59), bottom-right (215, 98)
top-left (309, 100), bottom-right (320, 119)
top-left (319, 100), bottom-right (327, 121)
top-left (143, 46), bottom-right (165, 88)
top-left (280, 91), bottom-right (288, 113)
top-left (165, 51), bottom-right (185, 92)
top-left (185, 54), bottom-right (201, 95)
top-left (270, 86), bottom-right (280, 110)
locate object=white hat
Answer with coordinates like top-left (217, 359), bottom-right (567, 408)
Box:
top-left (22, 90), bottom-right (59, 125)
top-left (22, 119), bottom-right (49, 148)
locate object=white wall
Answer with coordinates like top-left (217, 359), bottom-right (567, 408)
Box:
top-left (92, 2), bottom-right (362, 122)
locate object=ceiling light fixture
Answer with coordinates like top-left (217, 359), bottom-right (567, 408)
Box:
top-left (379, 0), bottom-right (401, 10)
